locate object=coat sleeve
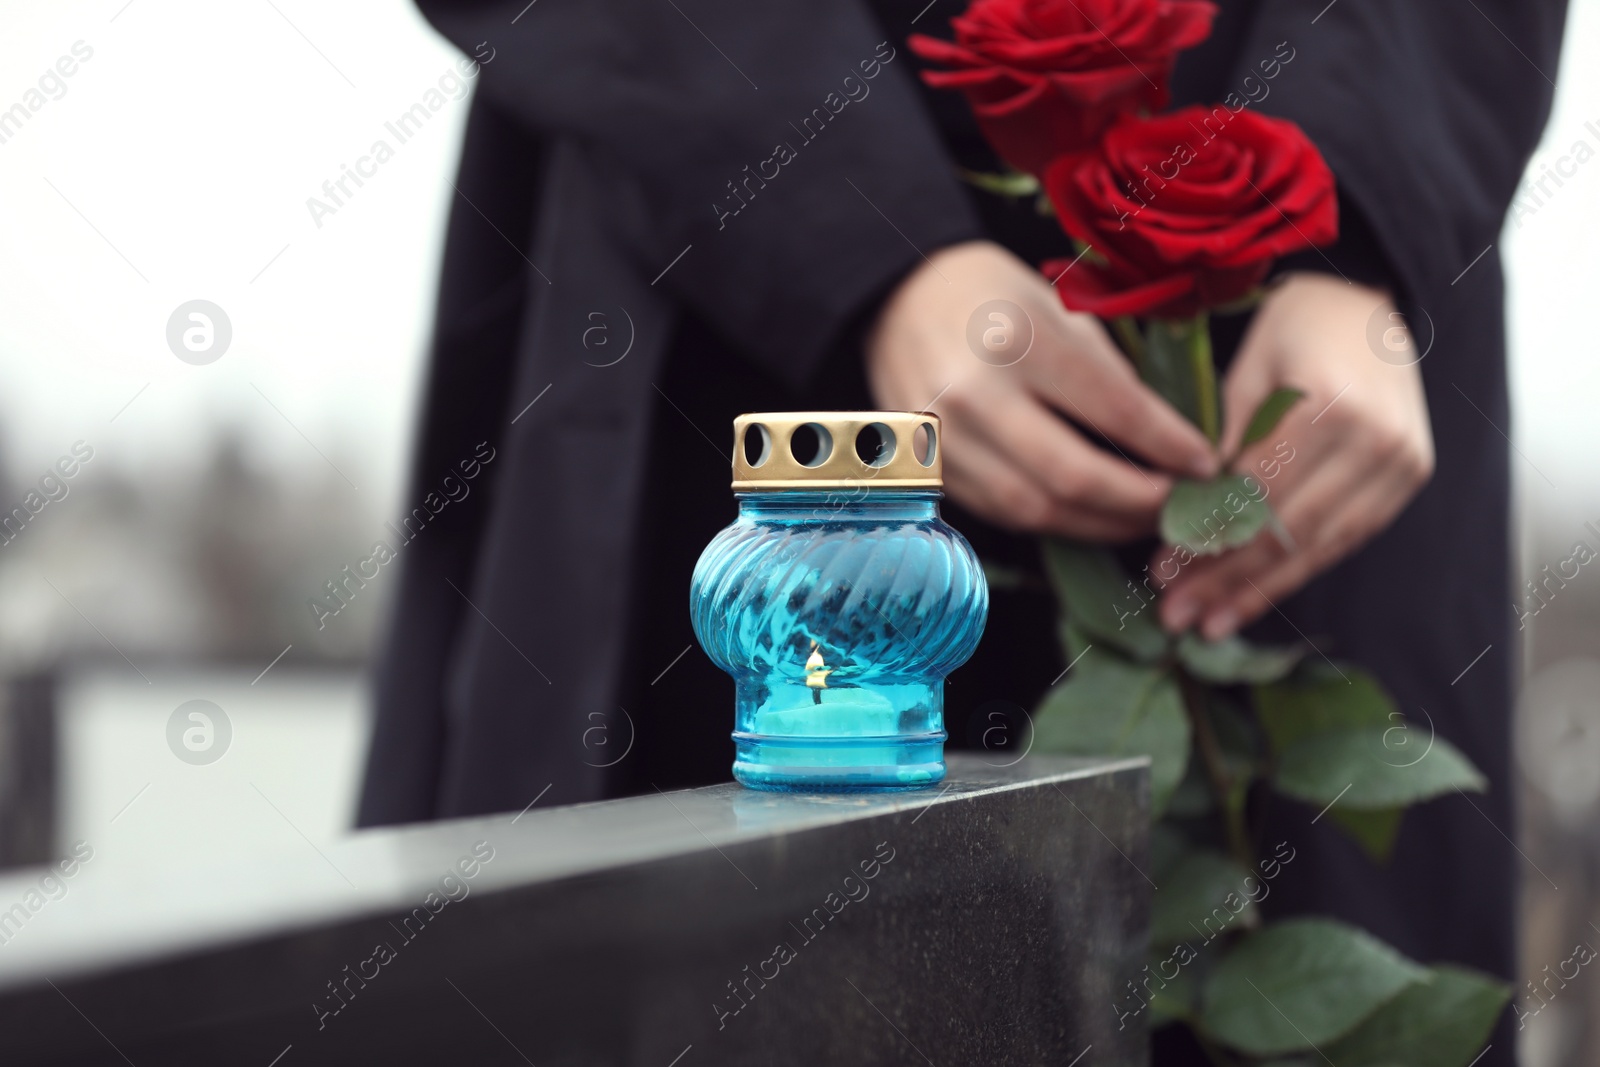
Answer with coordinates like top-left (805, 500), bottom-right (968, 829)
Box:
top-left (1229, 0), bottom-right (1567, 300)
top-left (415, 0), bottom-right (983, 390)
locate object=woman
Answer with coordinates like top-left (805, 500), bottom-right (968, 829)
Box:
top-left (359, 1), bottom-right (1566, 1062)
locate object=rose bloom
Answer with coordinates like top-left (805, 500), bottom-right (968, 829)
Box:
top-left (1041, 106), bottom-right (1338, 320)
top-left (909, 0), bottom-right (1216, 175)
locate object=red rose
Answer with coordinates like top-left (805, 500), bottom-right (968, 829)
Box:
top-left (909, 0), bottom-right (1216, 175)
top-left (1041, 106), bottom-right (1338, 319)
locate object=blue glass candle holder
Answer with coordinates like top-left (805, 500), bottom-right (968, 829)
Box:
top-left (691, 412), bottom-right (988, 791)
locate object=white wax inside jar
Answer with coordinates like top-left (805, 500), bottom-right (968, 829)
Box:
top-left (751, 688), bottom-right (901, 736)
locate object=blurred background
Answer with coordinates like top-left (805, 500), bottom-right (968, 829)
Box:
top-left (0, 1), bottom-right (1596, 1063)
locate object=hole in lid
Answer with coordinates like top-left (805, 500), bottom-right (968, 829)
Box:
top-left (914, 422), bottom-right (937, 467)
top-left (854, 422), bottom-right (897, 467)
top-left (790, 423), bottom-right (833, 468)
top-left (742, 423), bottom-right (772, 467)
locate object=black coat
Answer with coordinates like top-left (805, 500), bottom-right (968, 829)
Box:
top-left (359, 1), bottom-right (1566, 1061)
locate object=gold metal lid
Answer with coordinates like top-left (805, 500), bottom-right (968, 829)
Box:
top-left (731, 411), bottom-right (942, 490)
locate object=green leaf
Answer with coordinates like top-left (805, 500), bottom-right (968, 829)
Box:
top-left (1273, 726), bottom-right (1487, 810)
top-left (1032, 650), bottom-right (1190, 814)
top-left (1179, 633), bottom-right (1303, 684)
top-left (1322, 965), bottom-right (1511, 1067)
top-left (1161, 475), bottom-right (1273, 555)
top-left (1328, 807), bottom-right (1403, 863)
top-left (1253, 670), bottom-right (1457, 857)
top-left (1242, 388), bottom-right (1305, 448)
top-left (1255, 669), bottom-right (1395, 755)
top-left (1151, 847), bottom-right (1258, 949)
top-left (1041, 539), bottom-right (1167, 661)
top-left (1056, 618), bottom-right (1094, 666)
top-left (1200, 918), bottom-right (1429, 1057)
top-left (959, 168), bottom-right (1040, 198)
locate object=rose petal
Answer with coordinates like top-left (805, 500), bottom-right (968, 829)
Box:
top-left (1039, 104), bottom-right (1339, 312)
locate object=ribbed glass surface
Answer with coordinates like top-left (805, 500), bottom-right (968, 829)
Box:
top-left (691, 491), bottom-right (988, 790)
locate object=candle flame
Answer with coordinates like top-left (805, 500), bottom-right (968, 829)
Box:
top-left (805, 640), bottom-right (831, 690)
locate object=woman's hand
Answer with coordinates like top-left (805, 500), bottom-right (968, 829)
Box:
top-left (1157, 273), bottom-right (1435, 638)
top-left (866, 240), bottom-right (1218, 542)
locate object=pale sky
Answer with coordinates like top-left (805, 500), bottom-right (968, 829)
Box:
top-left (0, 0), bottom-right (463, 513)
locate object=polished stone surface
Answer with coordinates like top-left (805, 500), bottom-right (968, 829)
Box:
top-left (0, 754), bottom-right (1150, 1066)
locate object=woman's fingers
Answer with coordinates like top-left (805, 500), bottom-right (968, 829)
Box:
top-left (952, 376), bottom-right (1172, 522)
top-left (1158, 430), bottom-right (1420, 636)
top-left (1037, 314), bottom-right (1220, 479)
top-left (1148, 275), bottom-right (1437, 637)
top-left (1154, 458), bottom-right (1344, 632)
top-left (942, 426), bottom-right (1152, 541)
top-left (868, 241), bottom-right (1208, 540)
top-left (1154, 408), bottom-right (1336, 629)
top-left (1196, 461), bottom-right (1418, 636)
